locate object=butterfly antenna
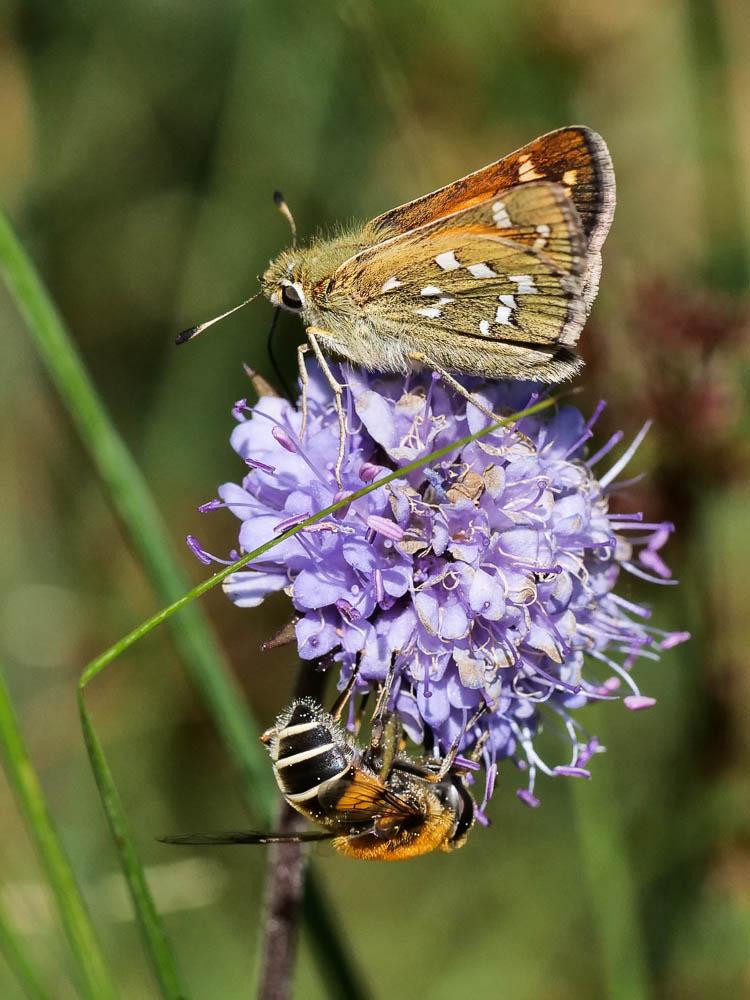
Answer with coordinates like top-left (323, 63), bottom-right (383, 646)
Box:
top-left (175, 291), bottom-right (261, 346)
top-left (273, 190), bottom-right (297, 246)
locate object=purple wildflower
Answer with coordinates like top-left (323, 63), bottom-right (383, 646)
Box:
top-left (195, 363), bottom-right (688, 806)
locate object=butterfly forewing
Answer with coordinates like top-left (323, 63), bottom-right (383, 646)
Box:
top-left (365, 125), bottom-right (615, 253)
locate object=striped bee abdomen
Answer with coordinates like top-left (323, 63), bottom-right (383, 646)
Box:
top-left (265, 698), bottom-right (354, 807)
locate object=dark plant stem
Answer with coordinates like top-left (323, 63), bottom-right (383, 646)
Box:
top-left (257, 802), bottom-right (311, 1000)
top-left (256, 663), bottom-right (327, 1000)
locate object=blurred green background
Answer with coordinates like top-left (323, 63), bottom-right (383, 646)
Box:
top-left (1, 1), bottom-right (749, 997)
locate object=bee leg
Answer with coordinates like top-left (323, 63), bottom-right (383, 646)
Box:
top-left (375, 713), bottom-right (401, 783)
top-left (306, 328), bottom-right (346, 486)
top-left (351, 691), bottom-right (370, 738)
top-left (465, 730), bottom-right (490, 766)
top-left (425, 703), bottom-right (489, 782)
top-left (330, 666), bottom-right (360, 722)
top-left (407, 353), bottom-right (499, 423)
top-left (358, 664), bottom-right (401, 780)
top-left (369, 660), bottom-right (397, 746)
top-left (296, 343), bottom-right (311, 439)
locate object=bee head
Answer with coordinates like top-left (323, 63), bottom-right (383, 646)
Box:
top-left (261, 252), bottom-right (308, 315)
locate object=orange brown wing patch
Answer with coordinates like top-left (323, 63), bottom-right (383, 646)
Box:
top-left (365, 126), bottom-right (614, 254)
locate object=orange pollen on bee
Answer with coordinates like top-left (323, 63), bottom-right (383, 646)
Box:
top-left (332, 808), bottom-right (458, 861)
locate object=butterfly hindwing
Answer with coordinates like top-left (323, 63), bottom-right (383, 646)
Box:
top-left (328, 181), bottom-right (587, 356)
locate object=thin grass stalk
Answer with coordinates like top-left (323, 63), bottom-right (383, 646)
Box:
top-left (0, 896), bottom-right (51, 1000)
top-left (77, 691), bottom-right (188, 999)
top-left (0, 665), bottom-right (117, 1000)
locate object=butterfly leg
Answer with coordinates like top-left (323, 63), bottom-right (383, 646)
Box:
top-left (407, 353), bottom-right (501, 423)
top-left (306, 328), bottom-right (346, 486)
top-left (296, 343), bottom-right (311, 440)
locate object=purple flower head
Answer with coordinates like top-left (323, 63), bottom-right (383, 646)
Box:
top-left (196, 363), bottom-right (688, 806)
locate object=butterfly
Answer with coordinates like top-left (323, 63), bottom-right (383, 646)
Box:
top-left (178, 126), bottom-right (615, 483)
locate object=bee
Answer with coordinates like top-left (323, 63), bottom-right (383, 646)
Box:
top-left (162, 686), bottom-right (485, 861)
top-left (177, 126), bottom-right (615, 482)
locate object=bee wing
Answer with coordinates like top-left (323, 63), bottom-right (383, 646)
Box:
top-left (365, 126), bottom-right (615, 258)
top-left (318, 770), bottom-right (422, 824)
top-left (329, 181), bottom-right (589, 353)
top-left (159, 830), bottom-right (338, 846)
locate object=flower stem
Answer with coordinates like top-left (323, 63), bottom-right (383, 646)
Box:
top-left (256, 802), bottom-right (310, 1000)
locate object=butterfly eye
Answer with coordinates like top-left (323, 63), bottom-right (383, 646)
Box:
top-left (281, 284), bottom-right (304, 310)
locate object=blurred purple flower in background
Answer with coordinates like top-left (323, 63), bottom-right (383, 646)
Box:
top-left (191, 364), bottom-right (688, 808)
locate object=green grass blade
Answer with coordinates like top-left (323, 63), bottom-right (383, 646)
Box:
top-left (0, 664), bottom-right (117, 1000)
top-left (0, 896), bottom-right (51, 1000)
top-left (77, 689), bottom-right (187, 999)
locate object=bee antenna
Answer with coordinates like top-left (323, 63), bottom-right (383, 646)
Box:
top-left (175, 291), bottom-right (260, 346)
top-left (273, 190), bottom-right (297, 246)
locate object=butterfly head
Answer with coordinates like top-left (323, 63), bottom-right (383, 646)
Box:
top-left (261, 251), bottom-right (310, 316)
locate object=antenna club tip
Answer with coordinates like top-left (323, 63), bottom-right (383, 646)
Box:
top-left (273, 190), bottom-right (285, 207)
top-left (175, 326), bottom-right (196, 346)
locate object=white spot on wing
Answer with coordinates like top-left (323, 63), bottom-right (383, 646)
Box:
top-left (435, 250), bottom-right (460, 271)
top-left (492, 200), bottom-right (511, 228)
top-left (420, 285), bottom-right (443, 297)
top-left (437, 297), bottom-right (454, 305)
top-left (518, 158), bottom-right (545, 182)
top-left (381, 276), bottom-right (401, 293)
top-left (495, 305), bottom-right (512, 325)
top-left (479, 320), bottom-right (490, 336)
top-left (533, 222), bottom-right (551, 250)
top-left (417, 306), bottom-right (442, 319)
top-left (498, 294), bottom-right (516, 308)
top-left (467, 262), bottom-right (497, 279)
top-left (508, 274), bottom-right (538, 295)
